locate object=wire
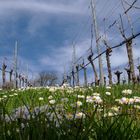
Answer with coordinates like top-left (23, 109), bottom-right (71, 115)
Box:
top-left (69, 31), bottom-right (140, 77)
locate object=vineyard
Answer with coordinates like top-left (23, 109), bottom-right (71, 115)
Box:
top-left (0, 85), bottom-right (140, 139)
top-left (0, 0), bottom-right (140, 139)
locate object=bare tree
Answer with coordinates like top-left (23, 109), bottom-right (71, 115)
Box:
top-left (35, 71), bottom-right (58, 87)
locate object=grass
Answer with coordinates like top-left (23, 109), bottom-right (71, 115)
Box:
top-left (0, 84), bottom-right (140, 140)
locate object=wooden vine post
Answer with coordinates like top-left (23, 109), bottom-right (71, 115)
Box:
top-left (137, 65), bottom-right (140, 83)
top-left (19, 74), bottom-right (22, 88)
top-left (114, 70), bottom-right (123, 84)
top-left (104, 40), bottom-right (113, 85)
top-left (76, 65), bottom-right (80, 86)
top-left (22, 77), bottom-right (25, 87)
top-left (67, 76), bottom-right (71, 87)
top-left (80, 60), bottom-right (87, 87)
top-left (16, 72), bottom-right (18, 88)
top-left (9, 69), bottom-right (13, 83)
top-left (117, 15), bottom-right (137, 84)
top-left (72, 70), bottom-right (75, 87)
top-left (88, 50), bottom-right (98, 85)
top-left (125, 67), bottom-right (132, 83)
top-left (2, 63), bottom-right (7, 87)
top-left (126, 40), bottom-right (137, 83)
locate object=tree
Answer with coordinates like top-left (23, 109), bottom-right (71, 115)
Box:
top-left (35, 71), bottom-right (58, 87)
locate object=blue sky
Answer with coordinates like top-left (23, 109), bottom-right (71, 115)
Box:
top-left (0, 0), bottom-right (140, 84)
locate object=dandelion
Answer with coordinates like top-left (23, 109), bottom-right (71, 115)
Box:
top-left (76, 101), bottom-right (82, 107)
top-left (39, 97), bottom-right (44, 101)
top-left (49, 100), bottom-right (56, 105)
top-left (105, 92), bottom-right (111, 96)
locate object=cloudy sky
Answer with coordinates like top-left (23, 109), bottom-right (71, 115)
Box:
top-left (0, 0), bottom-right (140, 83)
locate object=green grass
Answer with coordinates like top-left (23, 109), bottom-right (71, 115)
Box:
top-left (0, 84), bottom-right (140, 140)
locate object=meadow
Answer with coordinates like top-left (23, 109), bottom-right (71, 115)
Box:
top-left (0, 84), bottom-right (140, 140)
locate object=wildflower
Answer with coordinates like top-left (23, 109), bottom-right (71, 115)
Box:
top-left (75, 86), bottom-right (80, 89)
top-left (14, 93), bottom-right (18, 96)
top-left (7, 130), bottom-right (11, 136)
top-left (75, 112), bottom-right (85, 119)
top-left (108, 112), bottom-right (114, 117)
top-left (86, 96), bottom-right (92, 100)
top-left (105, 92), bottom-right (111, 96)
top-left (106, 86), bottom-right (111, 89)
top-left (61, 98), bottom-right (69, 102)
top-left (9, 94), bottom-right (14, 97)
top-left (49, 87), bottom-right (56, 92)
top-left (49, 100), bottom-right (56, 105)
top-left (78, 95), bottom-right (85, 99)
top-left (104, 112), bottom-right (116, 117)
top-left (62, 83), bottom-right (69, 88)
top-left (128, 98), bottom-right (135, 104)
top-left (86, 98), bottom-right (94, 103)
top-left (48, 95), bottom-right (53, 100)
top-left (76, 101), bottom-right (82, 107)
top-left (134, 96), bottom-right (140, 103)
top-left (16, 128), bottom-right (20, 133)
top-left (115, 99), bottom-right (120, 102)
top-left (134, 105), bottom-right (140, 109)
top-left (92, 93), bottom-right (100, 96)
top-left (39, 97), bottom-right (44, 101)
top-left (3, 95), bottom-right (7, 98)
top-left (122, 89), bottom-right (132, 95)
top-left (119, 97), bottom-right (129, 104)
top-left (93, 96), bottom-right (103, 104)
top-left (111, 106), bottom-right (120, 112)
top-left (66, 113), bottom-right (73, 120)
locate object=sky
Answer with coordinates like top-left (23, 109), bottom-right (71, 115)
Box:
top-left (0, 0), bottom-right (140, 84)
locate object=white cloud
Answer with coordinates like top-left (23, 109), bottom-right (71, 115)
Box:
top-left (0, 0), bottom-right (87, 15)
